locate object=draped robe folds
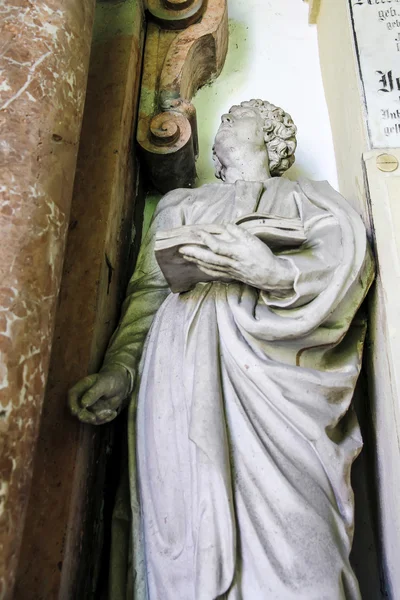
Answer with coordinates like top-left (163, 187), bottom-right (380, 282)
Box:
top-left (104, 177), bottom-right (374, 600)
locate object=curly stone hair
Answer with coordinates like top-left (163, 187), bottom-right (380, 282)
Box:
top-left (242, 99), bottom-right (297, 176)
top-left (214, 99), bottom-right (297, 178)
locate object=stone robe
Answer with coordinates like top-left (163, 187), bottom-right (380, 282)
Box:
top-left (104, 177), bottom-right (374, 600)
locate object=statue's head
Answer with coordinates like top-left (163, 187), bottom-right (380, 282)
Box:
top-left (213, 99), bottom-right (297, 182)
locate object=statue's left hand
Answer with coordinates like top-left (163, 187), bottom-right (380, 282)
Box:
top-left (180, 224), bottom-right (296, 292)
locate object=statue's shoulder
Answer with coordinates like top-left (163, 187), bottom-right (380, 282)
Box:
top-left (157, 182), bottom-right (230, 213)
top-left (296, 177), bottom-right (347, 200)
top-left (296, 177), bottom-right (368, 232)
top-left (271, 176), bottom-right (332, 195)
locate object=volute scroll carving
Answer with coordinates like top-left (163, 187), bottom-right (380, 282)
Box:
top-left (138, 0), bottom-right (228, 193)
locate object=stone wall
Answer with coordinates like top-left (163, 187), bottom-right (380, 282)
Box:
top-left (316, 0), bottom-right (400, 595)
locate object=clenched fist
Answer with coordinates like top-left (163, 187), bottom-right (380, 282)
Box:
top-left (68, 366), bottom-right (131, 425)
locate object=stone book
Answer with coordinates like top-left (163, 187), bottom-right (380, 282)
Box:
top-left (155, 214), bottom-right (306, 293)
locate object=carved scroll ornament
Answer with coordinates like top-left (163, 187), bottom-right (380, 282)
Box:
top-left (138, 0), bottom-right (228, 192)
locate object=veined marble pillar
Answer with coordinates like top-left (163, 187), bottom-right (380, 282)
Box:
top-left (0, 2), bottom-right (95, 598)
top-left (14, 2), bottom-right (146, 598)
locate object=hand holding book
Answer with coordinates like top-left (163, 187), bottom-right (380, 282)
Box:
top-left (179, 224), bottom-right (296, 292)
top-left (155, 214), bottom-right (305, 293)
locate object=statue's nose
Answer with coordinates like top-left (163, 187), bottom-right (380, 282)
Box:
top-left (221, 114), bottom-right (233, 124)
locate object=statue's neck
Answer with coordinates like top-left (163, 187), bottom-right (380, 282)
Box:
top-left (222, 152), bottom-right (271, 184)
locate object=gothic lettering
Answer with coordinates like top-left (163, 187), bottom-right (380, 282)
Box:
top-left (350, 0), bottom-right (400, 145)
top-left (377, 70), bottom-right (400, 92)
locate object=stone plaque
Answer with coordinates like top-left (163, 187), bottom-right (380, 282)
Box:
top-left (349, 0), bottom-right (400, 148)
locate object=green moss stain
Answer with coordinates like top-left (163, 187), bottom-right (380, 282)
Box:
top-left (142, 192), bottom-right (161, 237)
top-left (94, 0), bottom-right (144, 43)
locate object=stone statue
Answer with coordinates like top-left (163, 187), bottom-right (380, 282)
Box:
top-left (69, 100), bottom-right (374, 599)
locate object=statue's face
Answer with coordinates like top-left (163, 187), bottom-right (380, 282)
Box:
top-left (213, 106), bottom-right (267, 180)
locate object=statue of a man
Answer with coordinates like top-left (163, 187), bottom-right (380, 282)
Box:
top-left (69, 100), bottom-right (374, 599)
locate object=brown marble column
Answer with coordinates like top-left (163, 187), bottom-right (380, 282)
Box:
top-left (13, 1), bottom-right (146, 598)
top-left (0, 2), bottom-right (95, 598)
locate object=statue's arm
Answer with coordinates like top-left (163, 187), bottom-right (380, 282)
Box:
top-left (101, 190), bottom-right (190, 388)
top-left (260, 214), bottom-right (344, 309)
top-left (179, 215), bottom-right (342, 307)
top-left (68, 189), bottom-right (188, 424)
top-left (100, 236), bottom-right (170, 393)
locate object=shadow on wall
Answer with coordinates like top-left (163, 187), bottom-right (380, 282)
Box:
top-left (351, 371), bottom-right (386, 600)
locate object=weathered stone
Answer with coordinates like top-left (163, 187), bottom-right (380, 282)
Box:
top-left (0, 2), bottom-right (95, 598)
top-left (14, 2), bottom-right (145, 598)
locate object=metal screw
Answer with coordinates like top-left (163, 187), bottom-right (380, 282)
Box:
top-left (376, 153), bottom-right (399, 173)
